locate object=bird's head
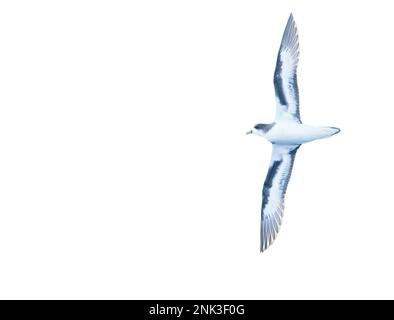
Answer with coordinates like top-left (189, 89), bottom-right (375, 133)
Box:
top-left (246, 123), bottom-right (274, 137)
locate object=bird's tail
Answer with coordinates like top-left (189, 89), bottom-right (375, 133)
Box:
top-left (328, 127), bottom-right (341, 136)
top-left (318, 126), bottom-right (340, 139)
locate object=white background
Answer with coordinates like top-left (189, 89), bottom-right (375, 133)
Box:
top-left (0, 0), bottom-right (392, 299)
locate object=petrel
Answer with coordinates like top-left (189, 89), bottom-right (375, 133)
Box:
top-left (247, 14), bottom-right (340, 252)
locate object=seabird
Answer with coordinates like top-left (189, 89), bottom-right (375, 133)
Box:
top-left (247, 14), bottom-right (340, 252)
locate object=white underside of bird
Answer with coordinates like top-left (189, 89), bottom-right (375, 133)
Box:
top-left (251, 121), bottom-right (339, 145)
top-left (247, 14), bottom-right (340, 252)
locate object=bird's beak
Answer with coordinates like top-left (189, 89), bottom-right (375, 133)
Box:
top-left (246, 130), bottom-right (253, 135)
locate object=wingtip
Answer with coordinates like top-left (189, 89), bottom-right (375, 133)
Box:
top-left (281, 12), bottom-right (299, 49)
top-left (260, 242), bottom-right (271, 253)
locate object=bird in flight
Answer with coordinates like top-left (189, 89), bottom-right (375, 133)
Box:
top-left (247, 14), bottom-right (340, 252)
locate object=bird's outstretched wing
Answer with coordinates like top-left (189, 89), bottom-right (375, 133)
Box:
top-left (261, 144), bottom-right (300, 252)
top-left (274, 14), bottom-right (301, 123)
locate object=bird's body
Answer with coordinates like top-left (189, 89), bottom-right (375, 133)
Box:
top-left (247, 14), bottom-right (340, 252)
top-left (260, 122), bottom-right (339, 145)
